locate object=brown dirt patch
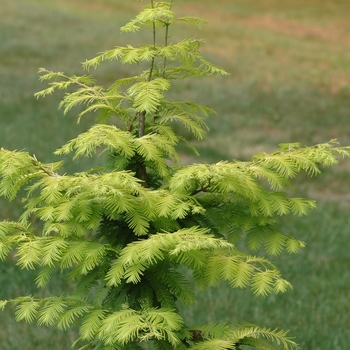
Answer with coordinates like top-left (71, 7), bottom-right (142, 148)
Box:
top-left (180, 4), bottom-right (350, 46)
top-left (237, 16), bottom-right (349, 43)
top-left (69, 1), bottom-right (142, 14)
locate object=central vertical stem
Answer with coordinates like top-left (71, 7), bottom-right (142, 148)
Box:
top-left (137, 0), bottom-right (157, 186)
top-left (138, 0), bottom-right (156, 139)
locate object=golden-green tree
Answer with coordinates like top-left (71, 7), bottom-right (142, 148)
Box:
top-left (1, 1), bottom-right (349, 349)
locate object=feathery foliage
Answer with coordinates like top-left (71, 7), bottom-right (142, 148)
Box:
top-left (1, 1), bottom-right (350, 349)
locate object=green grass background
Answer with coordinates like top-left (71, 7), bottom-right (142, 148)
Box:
top-left (1, 0), bottom-right (349, 349)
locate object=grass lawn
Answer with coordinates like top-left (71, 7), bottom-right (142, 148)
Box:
top-left (0, 0), bottom-right (349, 349)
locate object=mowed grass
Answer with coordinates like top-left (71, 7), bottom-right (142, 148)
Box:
top-left (0, 0), bottom-right (350, 349)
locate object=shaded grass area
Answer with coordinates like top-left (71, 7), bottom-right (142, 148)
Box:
top-left (0, 0), bottom-right (350, 349)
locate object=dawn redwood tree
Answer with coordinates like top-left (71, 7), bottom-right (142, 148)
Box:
top-left (0, 1), bottom-right (349, 349)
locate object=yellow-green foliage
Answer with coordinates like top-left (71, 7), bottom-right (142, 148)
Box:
top-left (0, 1), bottom-right (349, 349)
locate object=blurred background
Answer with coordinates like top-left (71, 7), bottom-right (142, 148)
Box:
top-left (0, 0), bottom-right (349, 349)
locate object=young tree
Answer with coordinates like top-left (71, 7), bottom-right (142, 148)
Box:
top-left (0, 1), bottom-right (349, 349)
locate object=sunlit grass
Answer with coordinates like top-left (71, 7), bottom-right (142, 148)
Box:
top-left (0, 0), bottom-right (349, 349)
